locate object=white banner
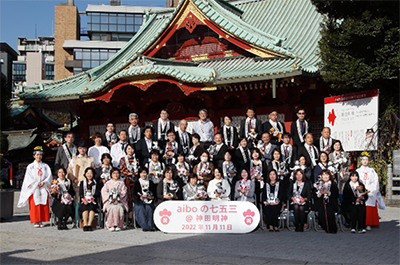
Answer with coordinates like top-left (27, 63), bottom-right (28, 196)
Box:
top-left (154, 201), bottom-right (260, 233)
top-left (324, 90), bottom-right (378, 151)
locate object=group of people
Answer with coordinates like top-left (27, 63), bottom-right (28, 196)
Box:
top-left (17, 107), bottom-right (385, 234)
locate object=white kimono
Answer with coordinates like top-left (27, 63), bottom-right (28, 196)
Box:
top-left (207, 179), bottom-right (231, 201)
top-left (18, 161), bottom-right (52, 207)
top-left (357, 166), bottom-right (386, 209)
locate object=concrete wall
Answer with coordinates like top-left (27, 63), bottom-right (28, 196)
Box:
top-left (25, 53), bottom-right (44, 86)
top-left (54, 4), bottom-right (79, 80)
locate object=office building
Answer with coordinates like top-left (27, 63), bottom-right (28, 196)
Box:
top-left (0, 43), bottom-right (18, 87)
top-left (12, 36), bottom-right (55, 88)
top-left (55, 0), bottom-right (164, 79)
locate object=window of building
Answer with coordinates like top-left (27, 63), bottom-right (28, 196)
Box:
top-left (45, 64), bottom-right (54, 80)
top-left (72, 48), bottom-right (119, 75)
top-left (87, 12), bottom-right (143, 35)
top-left (13, 63), bottom-right (26, 82)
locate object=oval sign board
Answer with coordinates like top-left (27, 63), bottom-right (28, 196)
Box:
top-left (154, 201), bottom-right (260, 233)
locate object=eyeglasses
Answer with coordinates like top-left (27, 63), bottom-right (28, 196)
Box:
top-left (298, 112), bottom-right (305, 115)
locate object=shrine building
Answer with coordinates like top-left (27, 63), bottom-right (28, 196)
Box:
top-left (15, 0), bottom-right (331, 140)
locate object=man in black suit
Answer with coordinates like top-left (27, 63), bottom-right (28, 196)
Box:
top-left (136, 126), bottom-right (159, 167)
top-left (218, 115), bottom-right (238, 149)
top-left (54, 131), bottom-right (77, 173)
top-left (314, 127), bottom-right (335, 155)
top-left (127, 113), bottom-right (142, 148)
top-left (101, 122), bottom-right (118, 148)
top-left (208, 133), bottom-right (228, 168)
top-left (152, 109), bottom-right (175, 150)
top-left (239, 106), bottom-right (263, 145)
top-left (175, 119), bottom-right (192, 155)
top-left (263, 109), bottom-right (286, 146)
top-left (290, 108), bottom-right (311, 150)
top-left (297, 133), bottom-right (319, 168)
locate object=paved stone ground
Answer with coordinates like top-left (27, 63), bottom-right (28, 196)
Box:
top-left (0, 207), bottom-right (398, 265)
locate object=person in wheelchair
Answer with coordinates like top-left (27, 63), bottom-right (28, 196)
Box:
top-left (133, 167), bottom-right (156, 231)
top-left (287, 169), bottom-right (312, 232)
top-left (101, 168), bottom-right (128, 231)
top-left (343, 171), bottom-right (368, 233)
top-left (262, 169), bottom-right (283, 232)
top-left (313, 169), bottom-right (339, 233)
top-left (51, 168), bottom-right (75, 230)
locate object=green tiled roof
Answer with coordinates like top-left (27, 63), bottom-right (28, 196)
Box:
top-left (110, 56), bottom-right (216, 83)
top-left (18, 0), bottom-right (322, 101)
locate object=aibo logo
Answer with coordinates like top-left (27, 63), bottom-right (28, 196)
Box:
top-left (243, 209), bottom-right (255, 225)
top-left (159, 208), bottom-right (172, 225)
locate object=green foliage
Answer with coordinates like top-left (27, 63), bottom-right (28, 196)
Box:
top-left (357, 105), bottom-right (400, 195)
top-left (312, 1), bottom-right (399, 105)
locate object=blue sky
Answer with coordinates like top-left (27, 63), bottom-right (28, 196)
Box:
top-left (0, 0), bottom-right (166, 51)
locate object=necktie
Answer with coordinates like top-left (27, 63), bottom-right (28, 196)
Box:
top-left (183, 133), bottom-right (187, 146)
top-left (248, 120), bottom-right (252, 131)
top-left (301, 121), bottom-right (305, 134)
top-left (133, 128), bottom-right (137, 139)
top-left (121, 143), bottom-right (125, 151)
top-left (285, 146), bottom-right (289, 158)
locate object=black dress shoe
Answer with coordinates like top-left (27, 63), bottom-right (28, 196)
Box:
top-left (57, 226), bottom-right (62, 230)
top-left (83, 226), bottom-right (88, 231)
top-left (88, 226), bottom-right (93, 231)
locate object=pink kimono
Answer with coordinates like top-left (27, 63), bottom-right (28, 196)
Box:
top-left (101, 179), bottom-right (128, 228)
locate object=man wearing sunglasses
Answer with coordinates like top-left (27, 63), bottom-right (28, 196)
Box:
top-left (291, 108), bottom-right (311, 151)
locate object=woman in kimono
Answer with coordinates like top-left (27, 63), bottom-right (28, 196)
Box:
top-left (356, 151), bottom-right (386, 230)
top-left (207, 168), bottom-right (231, 201)
top-left (287, 169), bottom-right (312, 232)
top-left (313, 169), bottom-right (339, 233)
top-left (156, 166), bottom-right (182, 205)
top-left (133, 167), bottom-right (156, 231)
top-left (101, 168), bottom-right (128, 231)
top-left (262, 169), bottom-right (283, 232)
top-left (234, 168), bottom-right (255, 203)
top-left (18, 146), bottom-right (52, 228)
top-left (51, 168), bottom-right (75, 230)
top-left (343, 170), bottom-right (368, 233)
top-left (193, 151), bottom-right (214, 188)
top-left (119, 143), bottom-right (139, 226)
top-left (79, 167), bottom-right (98, 231)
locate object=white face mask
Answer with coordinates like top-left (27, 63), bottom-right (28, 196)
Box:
top-left (201, 157), bottom-right (208, 163)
